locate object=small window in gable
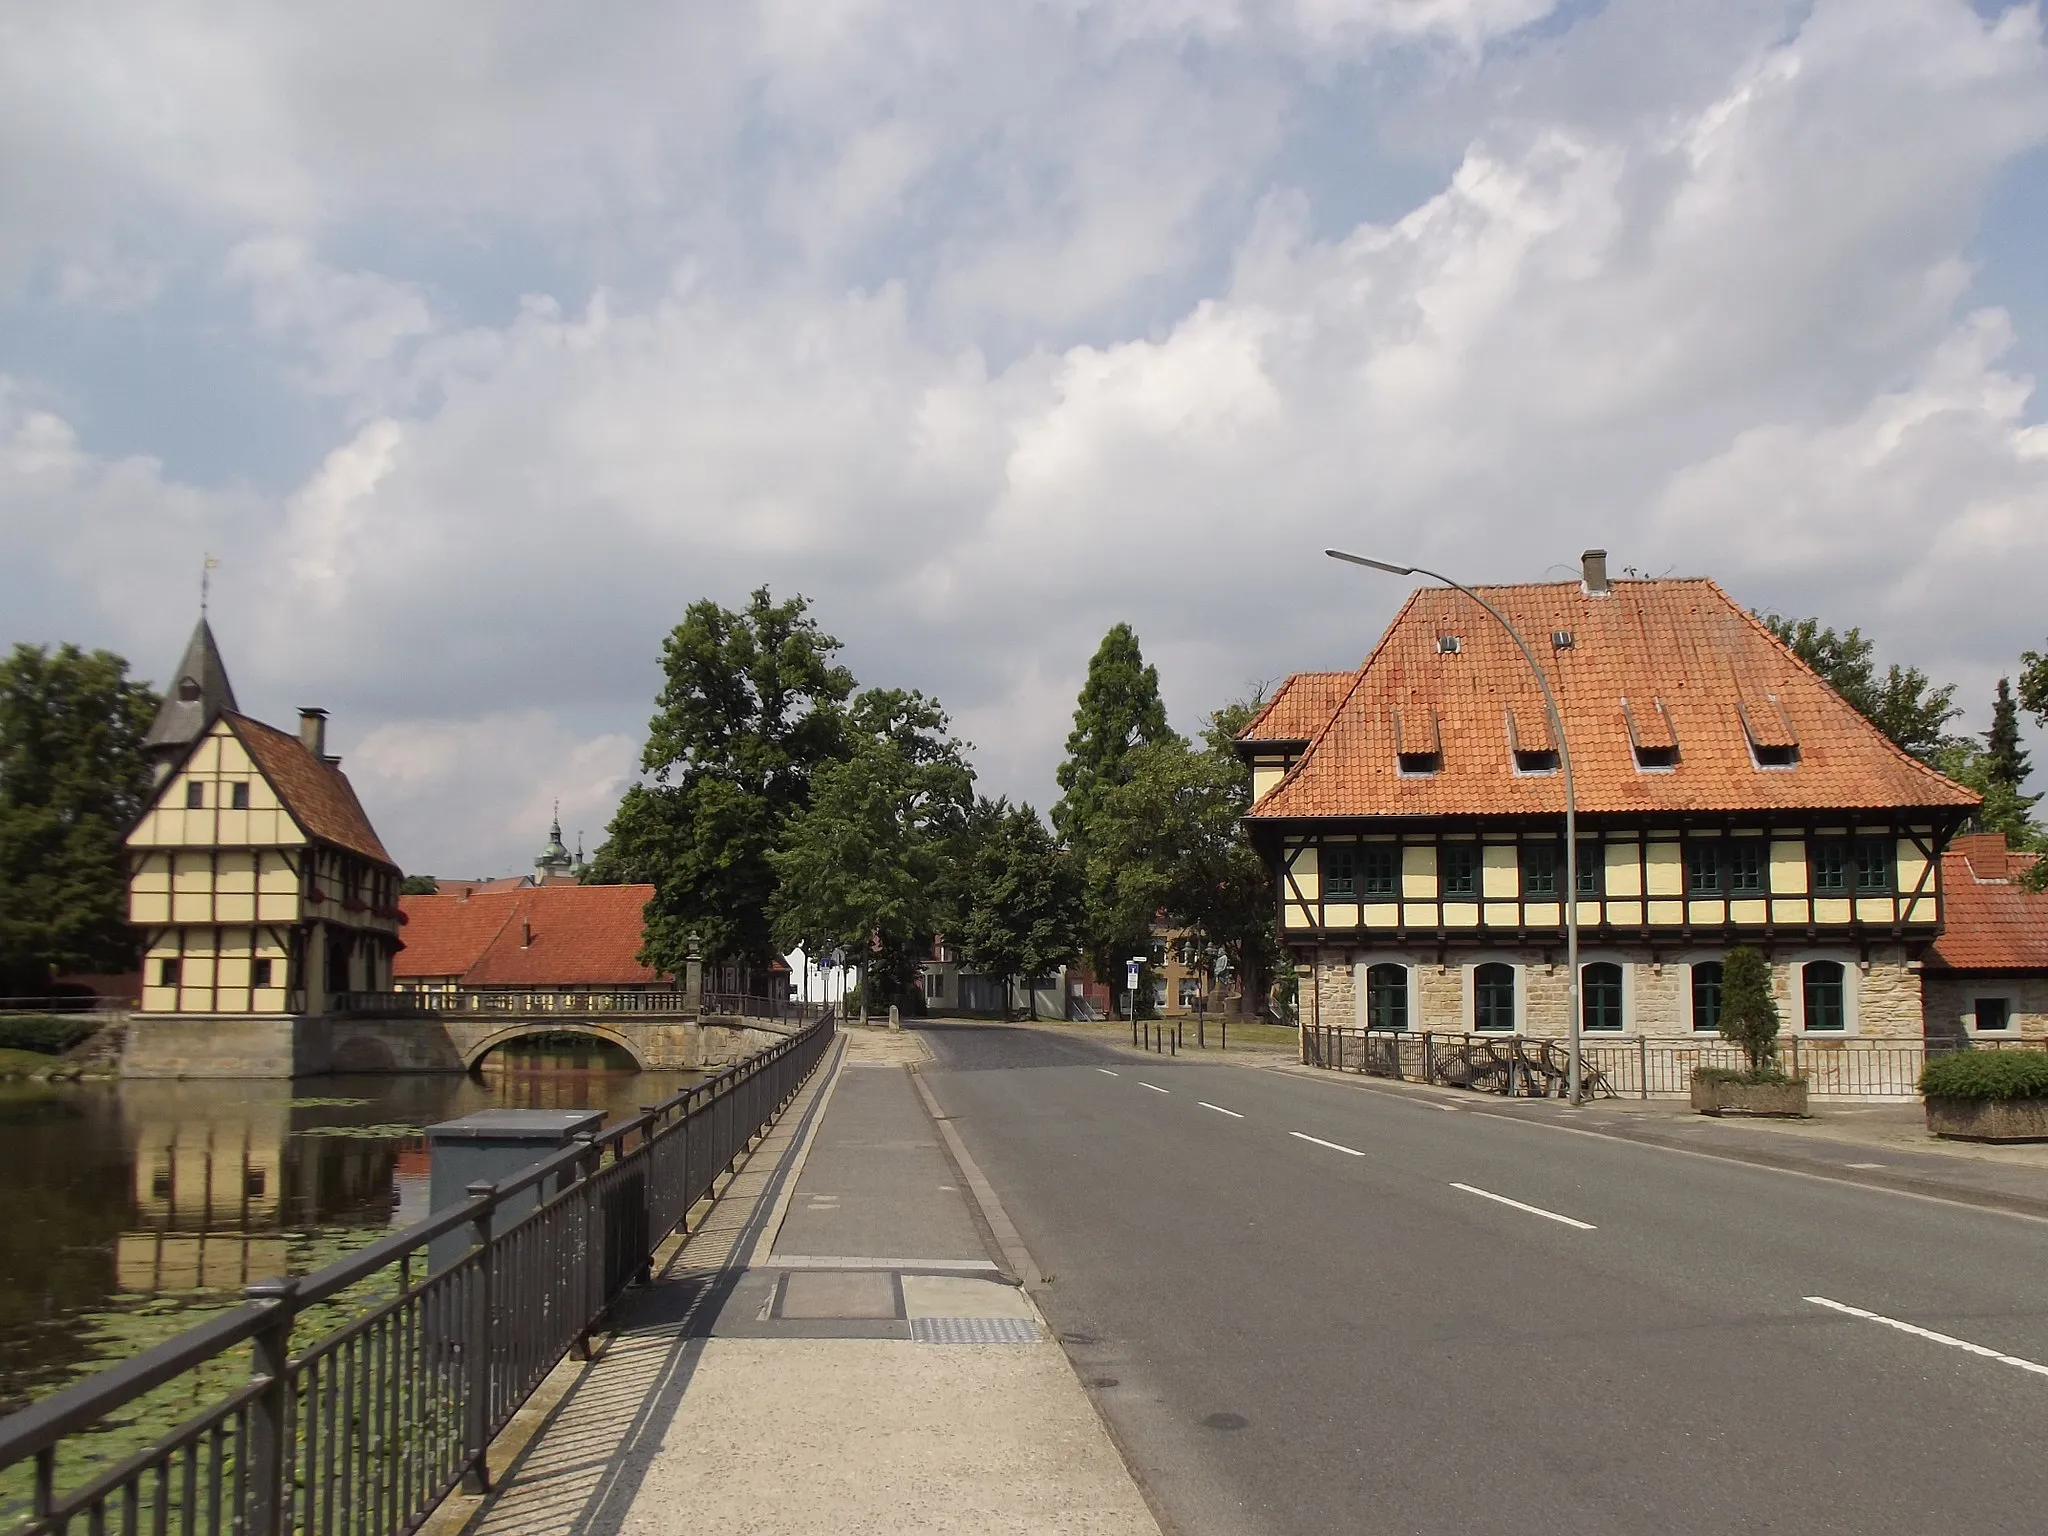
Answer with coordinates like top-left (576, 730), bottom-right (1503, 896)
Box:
top-left (230, 781), bottom-right (250, 810)
top-left (184, 781), bottom-right (204, 809)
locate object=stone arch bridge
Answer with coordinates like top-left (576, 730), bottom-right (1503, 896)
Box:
top-left (122, 990), bottom-right (821, 1078)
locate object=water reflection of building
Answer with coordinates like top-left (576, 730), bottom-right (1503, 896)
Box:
top-left (115, 1084), bottom-right (414, 1295)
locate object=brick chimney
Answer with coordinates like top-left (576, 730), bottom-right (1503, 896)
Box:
top-left (1581, 549), bottom-right (1611, 596)
top-left (298, 708), bottom-right (328, 758)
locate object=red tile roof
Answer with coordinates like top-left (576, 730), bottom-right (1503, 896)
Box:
top-left (1239, 672), bottom-right (1357, 744)
top-left (228, 713), bottom-right (395, 866)
top-left (1927, 835), bottom-right (2048, 974)
top-left (1245, 579), bottom-right (1980, 822)
top-left (396, 884), bottom-right (662, 987)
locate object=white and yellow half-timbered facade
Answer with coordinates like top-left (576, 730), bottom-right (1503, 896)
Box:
top-left (1241, 555), bottom-right (1981, 1042)
top-left (127, 708), bottom-right (401, 1016)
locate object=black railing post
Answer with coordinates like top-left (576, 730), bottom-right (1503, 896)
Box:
top-left (462, 1182), bottom-right (496, 1493)
top-left (244, 1278), bottom-right (298, 1536)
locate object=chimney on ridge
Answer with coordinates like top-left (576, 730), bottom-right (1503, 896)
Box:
top-left (298, 708), bottom-right (329, 758)
top-left (521, 918), bottom-right (534, 949)
top-left (1580, 549), bottom-right (1611, 596)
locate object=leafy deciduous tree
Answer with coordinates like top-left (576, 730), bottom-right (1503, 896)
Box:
top-left (956, 800), bottom-right (1083, 1019)
top-left (0, 644), bottom-right (160, 993)
top-left (1762, 614), bottom-right (1960, 761)
top-left (589, 588), bottom-right (854, 971)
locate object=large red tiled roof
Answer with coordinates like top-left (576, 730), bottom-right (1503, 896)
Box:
top-left (228, 713), bottom-right (395, 866)
top-left (1239, 672), bottom-right (1356, 744)
top-left (1927, 835), bottom-right (2048, 973)
top-left (396, 884), bottom-right (662, 987)
top-left (1247, 578), bottom-right (1979, 822)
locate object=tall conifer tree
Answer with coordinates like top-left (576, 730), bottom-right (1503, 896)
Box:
top-left (1986, 676), bottom-right (2031, 790)
top-left (1052, 624), bottom-right (1175, 852)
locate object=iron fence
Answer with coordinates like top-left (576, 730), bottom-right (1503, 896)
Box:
top-left (333, 990), bottom-right (826, 1024)
top-left (0, 1010), bottom-right (835, 1536)
top-left (1300, 1026), bottom-right (2047, 1100)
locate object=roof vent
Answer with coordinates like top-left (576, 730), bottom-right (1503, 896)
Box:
top-left (1436, 634), bottom-right (1462, 655)
top-left (1581, 549), bottom-right (1610, 596)
top-left (1552, 630), bottom-right (1574, 650)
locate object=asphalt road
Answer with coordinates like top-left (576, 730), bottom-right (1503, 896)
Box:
top-left (915, 1022), bottom-right (2048, 1536)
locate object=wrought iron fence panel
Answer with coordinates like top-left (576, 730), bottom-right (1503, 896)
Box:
top-left (1300, 1026), bottom-right (2047, 1100)
top-left (0, 1010), bottom-right (835, 1536)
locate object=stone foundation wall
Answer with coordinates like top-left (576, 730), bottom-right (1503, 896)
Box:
top-left (1309, 944), bottom-right (1927, 1040)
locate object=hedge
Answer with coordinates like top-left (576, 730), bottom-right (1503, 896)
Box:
top-left (0, 1015), bottom-right (101, 1055)
top-left (1919, 1050), bottom-right (2048, 1102)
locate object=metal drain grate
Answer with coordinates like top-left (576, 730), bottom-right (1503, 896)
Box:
top-left (910, 1316), bottom-right (1041, 1345)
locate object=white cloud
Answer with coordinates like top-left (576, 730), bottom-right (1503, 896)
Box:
top-left (4, 0), bottom-right (2048, 876)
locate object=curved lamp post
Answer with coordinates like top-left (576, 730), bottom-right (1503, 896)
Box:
top-left (1325, 550), bottom-right (1584, 1105)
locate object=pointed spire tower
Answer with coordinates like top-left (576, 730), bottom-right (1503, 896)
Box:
top-left (534, 800), bottom-right (575, 883)
top-left (143, 619), bottom-right (240, 784)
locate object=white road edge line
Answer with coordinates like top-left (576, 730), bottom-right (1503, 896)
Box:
top-left (1450, 1182), bottom-right (1596, 1230)
top-left (1097, 1069), bottom-right (1119, 1076)
top-left (1291, 1131), bottom-right (1363, 1156)
top-left (1140, 1082), bottom-right (1170, 1094)
top-left (1199, 1102), bottom-right (1244, 1119)
top-left (1805, 1296), bottom-right (2048, 1378)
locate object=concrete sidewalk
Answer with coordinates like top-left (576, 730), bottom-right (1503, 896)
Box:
top-left (445, 1026), bottom-right (1161, 1536)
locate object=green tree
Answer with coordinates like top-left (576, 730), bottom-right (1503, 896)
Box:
top-left (768, 690), bottom-right (973, 1021)
top-left (2021, 644), bottom-right (2048, 724)
top-left (399, 874), bottom-right (441, 896)
top-left (1082, 692), bottom-right (1279, 1021)
top-left (1762, 614), bottom-right (1959, 761)
top-left (1717, 946), bottom-right (1781, 1077)
top-left (1985, 677), bottom-right (2031, 791)
top-left (1052, 623), bottom-right (1176, 854)
top-left (956, 801), bottom-right (1083, 1018)
top-left (0, 644), bottom-right (160, 993)
top-left (1934, 743), bottom-right (2044, 851)
top-left (590, 588), bottom-right (854, 971)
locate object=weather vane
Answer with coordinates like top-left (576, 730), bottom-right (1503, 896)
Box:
top-left (200, 554), bottom-right (220, 615)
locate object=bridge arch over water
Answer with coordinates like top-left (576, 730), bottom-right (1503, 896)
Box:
top-left (460, 1023), bottom-right (651, 1073)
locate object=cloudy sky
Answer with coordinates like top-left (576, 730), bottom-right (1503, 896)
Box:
top-left (4, 0), bottom-right (2046, 876)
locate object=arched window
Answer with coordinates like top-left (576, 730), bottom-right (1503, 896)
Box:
top-left (1803, 961), bottom-right (1847, 1032)
top-left (1473, 963), bottom-right (1516, 1032)
top-left (1582, 962), bottom-right (1625, 1032)
top-left (1366, 963), bottom-right (1408, 1031)
top-left (1691, 961), bottom-right (1723, 1033)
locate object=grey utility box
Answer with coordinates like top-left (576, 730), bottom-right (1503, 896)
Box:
top-left (424, 1108), bottom-right (604, 1273)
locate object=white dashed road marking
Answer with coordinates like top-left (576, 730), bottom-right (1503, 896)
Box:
top-left (1290, 1132), bottom-right (1363, 1157)
top-left (1097, 1069), bottom-right (1119, 1076)
top-left (1450, 1182), bottom-right (1596, 1230)
top-left (1140, 1083), bottom-right (1170, 1094)
top-left (1806, 1296), bottom-right (2048, 1379)
top-left (1199, 1103), bottom-right (1244, 1119)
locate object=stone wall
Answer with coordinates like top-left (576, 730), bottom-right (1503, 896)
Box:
top-left (123, 1011), bottom-right (799, 1078)
top-left (1309, 944), bottom-right (1927, 1040)
top-left (1923, 976), bottom-right (2048, 1042)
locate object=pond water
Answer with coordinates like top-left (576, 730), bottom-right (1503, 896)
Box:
top-left (0, 1038), bottom-right (698, 1415)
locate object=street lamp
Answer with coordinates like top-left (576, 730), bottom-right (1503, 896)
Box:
top-left (1325, 549), bottom-right (1584, 1105)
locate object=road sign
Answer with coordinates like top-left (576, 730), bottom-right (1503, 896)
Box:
top-left (1126, 959), bottom-right (1141, 992)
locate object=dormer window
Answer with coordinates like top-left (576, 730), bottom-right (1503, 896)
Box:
top-left (1623, 696), bottom-right (1679, 772)
top-left (1393, 705), bottom-right (1441, 777)
top-left (1505, 706), bottom-right (1557, 775)
top-left (1739, 698), bottom-right (1800, 770)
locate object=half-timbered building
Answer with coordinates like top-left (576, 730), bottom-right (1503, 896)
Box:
top-left (1240, 556), bottom-right (1981, 1041)
top-left (125, 627), bottom-right (401, 1016)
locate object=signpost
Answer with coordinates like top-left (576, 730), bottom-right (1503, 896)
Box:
top-left (1126, 956), bottom-right (1144, 1046)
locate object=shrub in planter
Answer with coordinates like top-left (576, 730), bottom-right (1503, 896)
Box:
top-left (1921, 1051), bottom-right (2048, 1142)
top-left (1689, 947), bottom-right (1807, 1114)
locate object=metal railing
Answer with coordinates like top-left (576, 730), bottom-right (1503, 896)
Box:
top-left (0, 1010), bottom-right (836, 1536)
top-left (1300, 1027), bottom-right (2047, 1100)
top-left (333, 990), bottom-right (827, 1024)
